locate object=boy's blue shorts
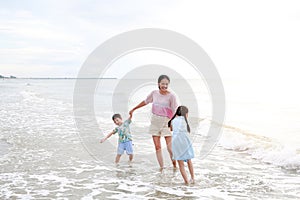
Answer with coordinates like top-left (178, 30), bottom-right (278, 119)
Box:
top-left (117, 141), bottom-right (133, 155)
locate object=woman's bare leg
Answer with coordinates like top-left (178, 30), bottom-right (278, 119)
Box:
top-left (152, 136), bottom-right (163, 168)
top-left (165, 136), bottom-right (176, 168)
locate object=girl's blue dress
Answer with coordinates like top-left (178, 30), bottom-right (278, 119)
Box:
top-left (172, 116), bottom-right (194, 160)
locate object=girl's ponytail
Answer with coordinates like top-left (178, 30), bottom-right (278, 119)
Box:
top-left (184, 115), bottom-right (191, 133)
top-left (168, 106), bottom-right (190, 133)
top-left (168, 113), bottom-right (176, 128)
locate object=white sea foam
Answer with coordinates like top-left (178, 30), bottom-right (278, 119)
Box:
top-left (251, 146), bottom-right (300, 169)
top-left (219, 125), bottom-right (300, 170)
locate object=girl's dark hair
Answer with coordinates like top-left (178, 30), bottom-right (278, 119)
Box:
top-left (158, 75), bottom-right (170, 83)
top-left (168, 106), bottom-right (190, 133)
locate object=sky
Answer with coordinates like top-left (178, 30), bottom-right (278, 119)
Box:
top-left (0, 0), bottom-right (177, 78)
top-left (1, 0), bottom-right (299, 79)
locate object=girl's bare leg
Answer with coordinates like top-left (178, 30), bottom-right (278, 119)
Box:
top-left (152, 136), bottom-right (164, 168)
top-left (187, 159), bottom-right (195, 183)
top-left (178, 160), bottom-right (189, 184)
top-left (165, 136), bottom-right (176, 168)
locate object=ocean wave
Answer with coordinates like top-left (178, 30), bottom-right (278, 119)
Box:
top-left (219, 125), bottom-right (300, 170)
top-left (251, 147), bottom-right (300, 170)
top-left (20, 90), bottom-right (70, 108)
top-left (21, 90), bottom-right (46, 103)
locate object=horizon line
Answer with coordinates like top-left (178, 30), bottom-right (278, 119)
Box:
top-left (0, 77), bottom-right (118, 79)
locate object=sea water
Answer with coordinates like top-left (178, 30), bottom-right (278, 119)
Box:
top-left (0, 79), bottom-right (299, 199)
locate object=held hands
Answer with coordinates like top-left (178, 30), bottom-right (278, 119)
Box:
top-left (129, 109), bottom-right (135, 117)
top-left (129, 101), bottom-right (146, 116)
top-left (100, 138), bottom-right (106, 143)
top-left (129, 109), bottom-right (134, 116)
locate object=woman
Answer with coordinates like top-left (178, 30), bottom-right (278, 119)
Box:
top-left (129, 75), bottom-right (178, 169)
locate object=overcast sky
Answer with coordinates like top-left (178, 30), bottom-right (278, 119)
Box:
top-left (1, 0), bottom-right (300, 82)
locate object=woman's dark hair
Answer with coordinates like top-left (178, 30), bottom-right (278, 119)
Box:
top-left (158, 75), bottom-right (170, 83)
top-left (158, 75), bottom-right (170, 90)
top-left (168, 106), bottom-right (190, 133)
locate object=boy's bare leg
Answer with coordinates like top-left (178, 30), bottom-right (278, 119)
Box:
top-left (129, 154), bottom-right (133, 162)
top-left (178, 160), bottom-right (189, 184)
top-left (115, 154), bottom-right (122, 164)
top-left (187, 159), bottom-right (195, 183)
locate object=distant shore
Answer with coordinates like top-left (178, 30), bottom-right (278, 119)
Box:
top-left (0, 75), bottom-right (17, 79)
top-left (0, 76), bottom-right (117, 80)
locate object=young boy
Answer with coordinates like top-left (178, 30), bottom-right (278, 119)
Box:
top-left (100, 113), bottom-right (133, 164)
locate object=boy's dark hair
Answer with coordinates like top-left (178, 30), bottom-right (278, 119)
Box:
top-left (112, 113), bottom-right (122, 120)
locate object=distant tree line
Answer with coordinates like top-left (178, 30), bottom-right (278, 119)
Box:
top-left (0, 75), bottom-right (16, 79)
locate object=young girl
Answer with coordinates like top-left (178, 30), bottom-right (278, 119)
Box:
top-left (168, 106), bottom-right (195, 184)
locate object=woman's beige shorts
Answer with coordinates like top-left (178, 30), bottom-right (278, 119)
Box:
top-left (149, 114), bottom-right (172, 137)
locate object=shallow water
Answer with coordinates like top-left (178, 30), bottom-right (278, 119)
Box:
top-left (0, 79), bottom-right (299, 199)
